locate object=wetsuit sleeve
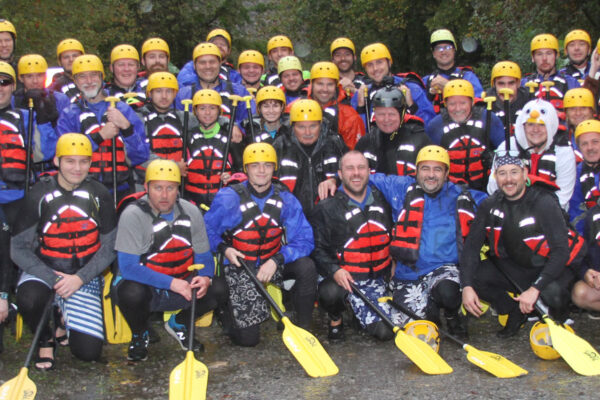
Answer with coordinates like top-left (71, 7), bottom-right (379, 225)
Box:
top-left (176, 61), bottom-right (197, 87)
top-left (488, 111), bottom-right (506, 149)
top-left (56, 105), bottom-right (80, 135)
top-left (308, 201), bottom-right (340, 277)
top-left (118, 251), bottom-right (172, 289)
top-left (194, 251), bottom-right (215, 278)
top-left (368, 173), bottom-right (412, 218)
top-left (278, 192), bottom-right (315, 264)
top-left (117, 102), bottom-right (149, 166)
top-left (405, 82), bottom-right (435, 126)
top-left (424, 115), bottom-right (443, 145)
top-left (459, 196), bottom-right (493, 288)
top-left (203, 188), bottom-right (242, 253)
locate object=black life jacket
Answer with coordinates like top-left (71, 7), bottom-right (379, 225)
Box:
top-left (590, 205), bottom-right (600, 246)
top-left (485, 186), bottom-right (584, 267)
top-left (522, 73), bottom-right (570, 119)
top-left (335, 190), bottom-right (391, 278)
top-left (390, 184), bottom-right (476, 267)
top-left (37, 177), bottom-right (101, 273)
top-left (440, 106), bottom-right (491, 190)
top-left (562, 63), bottom-right (587, 81)
top-left (184, 127), bottom-right (232, 207)
top-left (51, 73), bottom-right (80, 103)
top-left (140, 108), bottom-right (184, 162)
top-left (77, 100), bottom-right (129, 186)
top-left (137, 199), bottom-right (194, 278)
top-left (0, 108), bottom-right (28, 187)
top-left (425, 66), bottom-right (473, 114)
top-left (579, 163), bottom-right (600, 209)
top-left (516, 139), bottom-right (559, 184)
top-left (227, 183), bottom-right (285, 262)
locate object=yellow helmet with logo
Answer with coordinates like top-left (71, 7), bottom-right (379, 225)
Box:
top-left (530, 321), bottom-right (574, 360)
top-left (146, 72), bottom-right (178, 95)
top-left (290, 99), bottom-right (322, 122)
top-left (360, 43), bottom-right (392, 67)
top-left (256, 86), bottom-right (286, 107)
top-left (192, 89), bottom-right (222, 107)
top-left (575, 119), bottom-right (600, 141)
top-left (18, 54), bottom-right (48, 76)
top-left (0, 61), bottom-right (15, 81)
top-left (56, 133), bottom-right (92, 157)
top-left (430, 29), bottom-right (457, 49)
top-left (267, 35), bottom-right (293, 53)
top-left (310, 61), bottom-right (339, 82)
top-left (443, 79), bottom-right (474, 100)
top-left (404, 320), bottom-right (441, 352)
top-left (72, 54), bottom-right (105, 78)
top-left (206, 28), bottom-right (231, 47)
top-left (564, 29), bottom-right (591, 53)
top-left (416, 145), bottom-right (450, 168)
top-left (531, 34), bottom-right (559, 54)
top-left (330, 37), bottom-right (355, 56)
top-left (56, 38), bottom-right (84, 59)
top-left (490, 61), bottom-right (522, 86)
top-left (141, 37), bottom-right (170, 58)
top-left (145, 159), bottom-right (181, 184)
top-left (193, 42), bottom-right (221, 61)
top-left (243, 142), bottom-right (278, 172)
top-left (110, 44), bottom-right (140, 64)
top-left (564, 88), bottom-right (595, 110)
top-left (238, 50), bottom-right (265, 68)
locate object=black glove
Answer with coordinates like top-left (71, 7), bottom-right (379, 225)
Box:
top-left (26, 89), bottom-right (59, 125)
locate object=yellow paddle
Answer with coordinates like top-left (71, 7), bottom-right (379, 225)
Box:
top-left (239, 259), bottom-right (338, 378)
top-left (169, 264), bottom-right (209, 400)
top-left (380, 296), bottom-right (527, 378)
top-left (0, 295), bottom-right (53, 400)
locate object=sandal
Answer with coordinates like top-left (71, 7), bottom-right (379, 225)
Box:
top-left (35, 339), bottom-right (56, 371)
top-left (54, 306), bottom-right (69, 347)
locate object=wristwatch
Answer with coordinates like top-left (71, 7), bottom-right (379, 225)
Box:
top-left (0, 292), bottom-right (8, 300)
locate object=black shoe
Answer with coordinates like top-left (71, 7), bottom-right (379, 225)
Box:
top-left (127, 331), bottom-right (149, 362)
top-left (328, 320), bottom-right (345, 342)
top-left (446, 313), bottom-right (468, 340)
top-left (496, 310), bottom-right (527, 339)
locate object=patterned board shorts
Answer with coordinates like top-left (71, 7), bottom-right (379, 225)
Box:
top-left (389, 264), bottom-right (460, 327)
top-left (345, 277), bottom-right (405, 328)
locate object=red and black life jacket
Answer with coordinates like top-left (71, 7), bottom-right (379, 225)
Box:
top-left (518, 141), bottom-right (559, 185)
top-left (579, 163), bottom-right (600, 209)
top-left (335, 190), bottom-right (391, 278)
top-left (77, 101), bottom-right (130, 186)
top-left (0, 108), bottom-right (28, 187)
top-left (137, 199), bottom-right (194, 279)
top-left (227, 183), bottom-right (285, 262)
top-left (440, 106), bottom-right (491, 190)
top-left (184, 128), bottom-right (232, 207)
top-left (425, 66), bottom-right (473, 114)
top-left (140, 108), bottom-right (184, 162)
top-left (37, 177), bottom-right (101, 273)
top-left (485, 185), bottom-right (584, 267)
top-left (390, 184), bottom-right (476, 267)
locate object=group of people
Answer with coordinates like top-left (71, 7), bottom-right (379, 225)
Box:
top-left (1, 16), bottom-right (600, 375)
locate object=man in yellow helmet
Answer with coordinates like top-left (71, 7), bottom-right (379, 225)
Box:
top-left (11, 133), bottom-right (116, 369)
top-left (329, 37), bottom-right (368, 102)
top-left (205, 142), bottom-right (316, 346)
top-left (485, 61), bottom-right (530, 134)
top-left (237, 50), bottom-right (264, 93)
top-left (115, 158), bottom-right (218, 361)
top-left (106, 44), bottom-right (146, 111)
top-left (140, 37), bottom-right (170, 76)
top-left (262, 34), bottom-right (295, 86)
top-left (560, 29), bottom-right (593, 80)
top-left (49, 38), bottom-right (85, 102)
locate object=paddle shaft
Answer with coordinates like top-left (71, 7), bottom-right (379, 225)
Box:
top-left (492, 262), bottom-right (550, 317)
top-left (239, 259), bottom-right (284, 319)
top-left (23, 294), bottom-right (54, 368)
top-left (348, 282), bottom-right (395, 331)
top-left (364, 86), bottom-right (372, 136)
top-left (188, 287), bottom-right (197, 352)
top-left (24, 98), bottom-right (34, 194)
top-left (218, 99), bottom-right (240, 190)
top-left (106, 97), bottom-right (120, 207)
top-left (180, 100), bottom-right (193, 196)
top-left (244, 97), bottom-right (256, 142)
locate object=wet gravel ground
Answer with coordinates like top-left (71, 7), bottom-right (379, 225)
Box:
top-left (1, 309), bottom-right (600, 399)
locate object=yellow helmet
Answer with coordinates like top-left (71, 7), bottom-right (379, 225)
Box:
top-left (267, 35), bottom-right (293, 53)
top-left (237, 50), bottom-right (265, 68)
top-left (243, 142), bottom-right (277, 172)
top-left (193, 42), bottom-right (221, 61)
top-left (72, 54), bottom-right (105, 79)
top-left (531, 33), bottom-right (559, 54)
top-left (145, 159), bottom-right (181, 184)
top-left (290, 99), bottom-right (322, 122)
top-left (0, 61), bottom-right (16, 81)
top-left (330, 37), bottom-right (355, 56)
top-left (110, 44), bottom-right (139, 64)
top-left (404, 320), bottom-right (441, 352)
top-left (564, 29), bottom-right (591, 53)
top-left (530, 321), bottom-right (574, 360)
top-left (18, 54), bottom-right (48, 76)
top-left (0, 19), bottom-right (16, 38)
top-left (564, 88), bottom-right (595, 110)
top-left (416, 145), bottom-right (450, 168)
top-left (207, 28), bottom-right (231, 47)
top-left (56, 133), bottom-right (92, 158)
top-left (256, 86), bottom-right (286, 107)
top-left (146, 72), bottom-right (178, 95)
top-left (443, 79), bottom-right (474, 100)
top-left (360, 43), bottom-right (392, 67)
top-left (575, 119), bottom-right (600, 141)
top-left (277, 56), bottom-right (302, 75)
top-left (430, 29), bottom-right (457, 49)
top-left (192, 89), bottom-right (222, 107)
top-left (310, 61), bottom-right (339, 82)
top-left (56, 38), bottom-right (84, 59)
top-left (141, 37), bottom-right (170, 58)
top-left (490, 61), bottom-right (522, 86)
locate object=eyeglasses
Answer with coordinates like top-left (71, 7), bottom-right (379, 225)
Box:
top-left (0, 79), bottom-right (13, 87)
top-left (434, 44), bottom-right (454, 53)
top-left (494, 149), bottom-right (521, 158)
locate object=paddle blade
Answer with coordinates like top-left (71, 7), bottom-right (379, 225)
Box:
top-left (544, 316), bottom-right (600, 376)
top-left (103, 271), bottom-right (132, 344)
top-left (0, 367), bottom-right (36, 400)
top-left (393, 327), bottom-right (453, 375)
top-left (169, 351), bottom-right (208, 400)
top-left (266, 283), bottom-right (285, 322)
top-left (281, 317), bottom-right (338, 378)
top-left (463, 344), bottom-right (528, 378)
